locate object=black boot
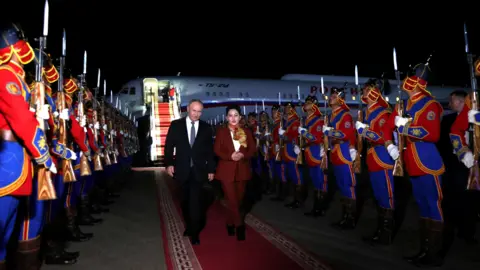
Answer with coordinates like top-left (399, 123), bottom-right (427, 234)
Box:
top-left (363, 207), bottom-right (383, 244)
top-left (65, 207), bottom-right (93, 242)
top-left (42, 223), bottom-right (79, 264)
top-left (365, 208), bottom-right (394, 245)
top-left (78, 196), bottom-right (103, 226)
top-left (236, 225), bottom-right (246, 241)
top-left (333, 198), bottom-right (356, 230)
top-left (415, 220), bottom-right (444, 267)
top-left (16, 237), bottom-right (41, 270)
top-left (270, 181), bottom-right (286, 201)
top-left (226, 224), bottom-right (235, 236)
top-left (404, 218), bottom-right (429, 263)
top-left (285, 185), bottom-right (302, 209)
top-left (305, 190), bottom-right (322, 217)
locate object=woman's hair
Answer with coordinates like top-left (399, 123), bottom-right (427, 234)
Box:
top-left (226, 104), bottom-right (241, 115)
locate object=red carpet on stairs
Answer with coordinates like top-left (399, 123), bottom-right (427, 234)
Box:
top-left (155, 170), bottom-right (331, 270)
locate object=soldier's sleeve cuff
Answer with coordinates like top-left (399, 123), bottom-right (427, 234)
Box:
top-left (384, 140), bottom-right (394, 148)
top-left (456, 146), bottom-right (470, 160)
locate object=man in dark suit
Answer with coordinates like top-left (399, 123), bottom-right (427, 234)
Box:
top-left (437, 90), bottom-right (478, 260)
top-left (164, 99), bottom-right (215, 245)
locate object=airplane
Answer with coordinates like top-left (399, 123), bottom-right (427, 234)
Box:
top-left (113, 73), bottom-right (465, 124)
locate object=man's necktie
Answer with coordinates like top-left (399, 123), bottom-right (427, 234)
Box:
top-left (190, 121), bottom-right (196, 147)
top-left (190, 121), bottom-right (195, 166)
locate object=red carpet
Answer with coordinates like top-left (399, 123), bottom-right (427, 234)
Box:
top-left (155, 170), bottom-right (331, 270)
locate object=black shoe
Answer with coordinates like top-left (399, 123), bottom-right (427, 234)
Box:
top-left (236, 225), bottom-right (246, 241)
top-left (226, 225), bottom-right (235, 236)
top-left (183, 229), bottom-right (190, 237)
top-left (190, 236), bottom-right (200, 245)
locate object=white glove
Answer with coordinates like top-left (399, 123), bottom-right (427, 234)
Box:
top-left (59, 109), bottom-right (69, 120)
top-left (67, 149), bottom-right (77, 160)
top-left (322, 126), bottom-right (332, 133)
top-left (29, 107), bottom-right (36, 113)
top-left (275, 144), bottom-right (280, 152)
top-left (263, 145), bottom-right (268, 154)
top-left (53, 111), bottom-right (59, 118)
top-left (462, 151), bottom-right (474, 168)
top-left (387, 144), bottom-right (400, 160)
top-left (298, 127), bottom-right (307, 135)
top-left (294, 145), bottom-right (300, 155)
top-left (80, 116), bottom-right (86, 127)
top-left (39, 104), bottom-right (50, 120)
top-left (48, 162), bottom-right (57, 174)
top-left (278, 129), bottom-right (285, 136)
top-left (468, 109), bottom-right (479, 124)
top-left (355, 121), bottom-right (367, 130)
top-left (395, 116), bottom-right (409, 127)
top-left (115, 149), bottom-right (119, 156)
top-left (255, 129), bottom-right (261, 135)
top-left (320, 146), bottom-right (325, 157)
top-left (264, 131), bottom-right (271, 136)
top-left (349, 148), bottom-right (357, 161)
top-left (94, 122), bottom-right (100, 130)
top-left (103, 124), bottom-right (108, 130)
top-left (99, 152), bottom-right (104, 158)
top-left (120, 131), bottom-right (124, 135)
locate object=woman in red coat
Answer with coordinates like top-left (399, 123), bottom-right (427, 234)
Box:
top-left (214, 105), bottom-right (256, 241)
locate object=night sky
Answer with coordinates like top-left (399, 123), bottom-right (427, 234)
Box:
top-left (7, 1), bottom-right (477, 92)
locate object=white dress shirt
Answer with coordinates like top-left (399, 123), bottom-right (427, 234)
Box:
top-left (186, 116), bottom-right (199, 143)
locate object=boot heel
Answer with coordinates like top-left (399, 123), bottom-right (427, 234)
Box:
top-left (226, 225), bottom-right (235, 236)
top-left (236, 225), bottom-right (245, 241)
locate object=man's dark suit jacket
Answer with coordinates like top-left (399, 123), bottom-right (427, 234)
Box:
top-left (437, 112), bottom-right (469, 190)
top-left (164, 117), bottom-right (216, 183)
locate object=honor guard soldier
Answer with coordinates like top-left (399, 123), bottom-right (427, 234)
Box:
top-left (382, 63), bottom-right (445, 266)
top-left (0, 22), bottom-right (56, 268)
top-left (355, 78), bottom-right (396, 244)
top-left (468, 58), bottom-right (480, 125)
top-left (279, 102), bottom-right (306, 209)
top-left (269, 105), bottom-right (288, 201)
top-left (297, 95), bottom-right (328, 217)
top-left (259, 111), bottom-right (275, 194)
top-left (322, 87), bottom-right (358, 230)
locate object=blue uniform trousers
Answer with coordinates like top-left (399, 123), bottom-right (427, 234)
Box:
top-left (410, 174), bottom-right (444, 222)
top-left (333, 163), bottom-right (356, 199)
top-left (369, 169), bottom-right (395, 209)
top-left (309, 166), bottom-right (327, 192)
top-left (18, 176), bottom-right (45, 241)
top-left (0, 196), bottom-right (20, 260)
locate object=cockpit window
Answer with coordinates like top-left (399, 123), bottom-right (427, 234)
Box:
top-left (129, 87), bottom-right (136, 95)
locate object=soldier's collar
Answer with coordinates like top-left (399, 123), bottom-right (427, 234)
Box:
top-left (7, 61), bottom-right (25, 78)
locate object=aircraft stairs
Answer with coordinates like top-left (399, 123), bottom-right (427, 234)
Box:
top-left (152, 100), bottom-right (178, 166)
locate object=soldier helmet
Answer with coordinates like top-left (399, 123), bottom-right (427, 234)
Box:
top-left (403, 62), bottom-right (430, 92)
top-left (303, 95), bottom-right (322, 115)
top-left (331, 86), bottom-right (349, 111)
top-left (34, 49), bottom-right (59, 84)
top-left (362, 76), bottom-right (391, 108)
top-left (248, 112), bottom-right (257, 118)
top-left (0, 22), bottom-right (34, 65)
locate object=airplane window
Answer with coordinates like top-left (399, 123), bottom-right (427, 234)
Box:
top-left (206, 92), bottom-right (210, 96)
top-left (302, 94), bottom-right (305, 99)
top-left (245, 92), bottom-right (249, 97)
top-left (130, 87), bottom-right (136, 95)
top-left (226, 92), bottom-right (230, 97)
top-left (213, 92), bottom-right (216, 96)
top-left (283, 93), bottom-right (286, 99)
top-left (239, 92), bottom-right (243, 97)
top-left (219, 92), bottom-right (223, 96)
top-left (289, 94), bottom-right (293, 99)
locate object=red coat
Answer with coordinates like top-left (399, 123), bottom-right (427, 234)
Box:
top-left (214, 126), bottom-right (256, 182)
